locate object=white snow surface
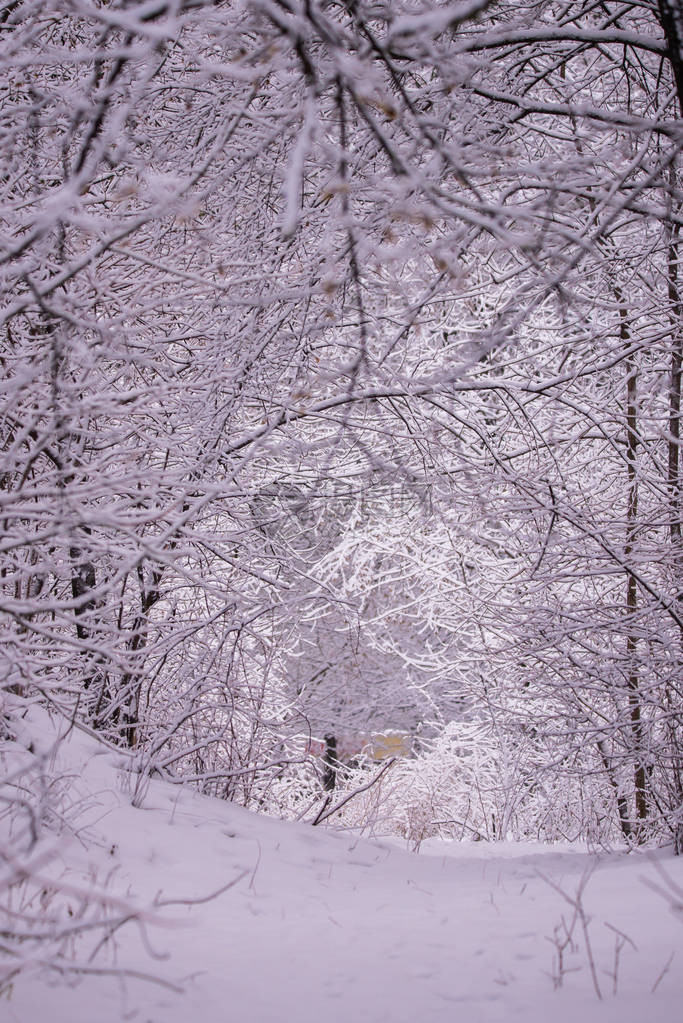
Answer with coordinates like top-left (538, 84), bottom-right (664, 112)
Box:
top-left (3, 714), bottom-right (683, 1023)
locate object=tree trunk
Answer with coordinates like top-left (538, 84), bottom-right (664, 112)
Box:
top-left (658, 1), bottom-right (683, 116)
top-left (666, 205), bottom-right (683, 852)
top-left (618, 297), bottom-right (649, 831)
top-left (322, 734), bottom-right (338, 791)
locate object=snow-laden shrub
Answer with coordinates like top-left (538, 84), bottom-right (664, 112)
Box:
top-left (123, 623), bottom-right (314, 811)
top-left (0, 702), bottom-right (149, 992)
top-left (323, 720), bottom-right (623, 849)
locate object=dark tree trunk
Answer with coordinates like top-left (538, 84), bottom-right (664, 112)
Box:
top-left (658, 1), bottom-right (683, 115)
top-left (615, 295), bottom-right (649, 832)
top-left (70, 543), bottom-right (114, 731)
top-left (322, 734), bottom-right (338, 791)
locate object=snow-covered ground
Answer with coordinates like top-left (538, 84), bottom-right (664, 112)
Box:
top-left (3, 715), bottom-right (682, 1023)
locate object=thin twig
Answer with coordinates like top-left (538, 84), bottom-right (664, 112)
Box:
top-left (154, 869), bottom-right (249, 908)
top-left (311, 758), bottom-right (397, 827)
top-left (651, 951), bottom-right (675, 992)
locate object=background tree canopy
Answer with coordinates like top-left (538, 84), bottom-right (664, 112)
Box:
top-left (3, 1), bottom-right (683, 916)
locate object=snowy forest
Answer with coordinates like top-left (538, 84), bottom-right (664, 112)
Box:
top-left (3, 1), bottom-right (683, 1018)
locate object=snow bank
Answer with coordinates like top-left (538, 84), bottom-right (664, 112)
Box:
top-left (2, 710), bottom-right (682, 1022)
